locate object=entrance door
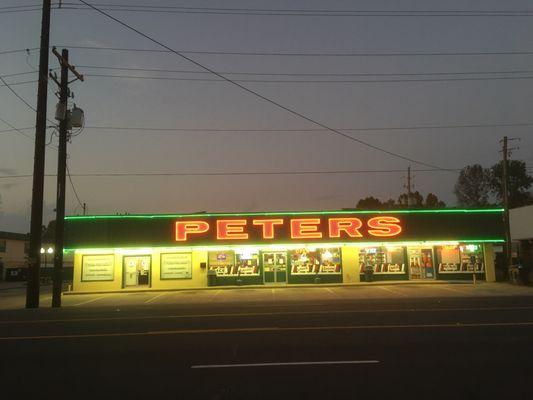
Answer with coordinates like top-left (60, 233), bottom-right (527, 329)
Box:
top-left (263, 252), bottom-right (287, 284)
top-left (123, 255), bottom-right (151, 287)
top-left (420, 248), bottom-right (435, 278)
top-left (408, 248), bottom-right (435, 279)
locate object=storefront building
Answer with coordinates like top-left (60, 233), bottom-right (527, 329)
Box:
top-left (64, 209), bottom-right (504, 292)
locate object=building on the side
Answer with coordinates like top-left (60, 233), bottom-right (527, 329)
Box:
top-left (0, 231), bottom-right (29, 281)
top-left (64, 209), bottom-right (504, 292)
top-left (510, 204), bottom-right (533, 280)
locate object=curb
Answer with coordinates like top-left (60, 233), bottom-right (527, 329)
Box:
top-left (62, 279), bottom-right (478, 296)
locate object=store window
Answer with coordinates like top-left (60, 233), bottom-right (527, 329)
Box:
top-left (359, 246), bottom-right (406, 274)
top-left (160, 253), bottom-right (192, 279)
top-left (436, 244), bottom-right (484, 273)
top-left (235, 249), bottom-right (260, 276)
top-left (208, 250), bottom-right (260, 276)
top-left (290, 248), bottom-right (342, 275)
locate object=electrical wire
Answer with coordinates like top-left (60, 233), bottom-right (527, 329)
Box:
top-left (57, 4), bottom-right (533, 17)
top-left (66, 163), bottom-right (84, 208)
top-left (55, 45), bottom-right (533, 57)
top-left (5, 46), bottom-right (533, 58)
top-left (0, 75), bottom-right (37, 111)
top-left (0, 116), bottom-right (34, 141)
top-left (82, 72), bottom-right (533, 84)
top-left (0, 168), bottom-right (461, 179)
top-left (77, 65), bottom-right (533, 77)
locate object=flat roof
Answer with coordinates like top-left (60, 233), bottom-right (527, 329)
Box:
top-left (0, 231), bottom-right (29, 241)
top-left (66, 208), bottom-right (504, 220)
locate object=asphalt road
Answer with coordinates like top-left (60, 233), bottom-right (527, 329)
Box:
top-left (1, 285), bottom-right (532, 399)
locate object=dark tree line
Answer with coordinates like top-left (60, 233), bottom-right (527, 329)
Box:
top-left (454, 161), bottom-right (533, 208)
top-left (356, 191), bottom-right (445, 209)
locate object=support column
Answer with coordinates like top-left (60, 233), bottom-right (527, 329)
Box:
top-left (342, 246), bottom-right (360, 283)
top-left (484, 243), bottom-right (496, 282)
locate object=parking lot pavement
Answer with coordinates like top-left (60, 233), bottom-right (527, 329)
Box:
top-left (0, 282), bottom-right (532, 310)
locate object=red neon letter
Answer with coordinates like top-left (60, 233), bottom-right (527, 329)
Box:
top-left (367, 216), bottom-right (402, 237)
top-left (217, 219), bottom-right (249, 240)
top-left (328, 218), bottom-right (363, 238)
top-left (290, 218), bottom-right (323, 239)
top-left (252, 219), bottom-right (284, 239)
top-left (175, 221), bottom-right (210, 241)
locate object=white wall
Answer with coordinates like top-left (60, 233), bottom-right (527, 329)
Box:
top-left (510, 205), bottom-right (533, 240)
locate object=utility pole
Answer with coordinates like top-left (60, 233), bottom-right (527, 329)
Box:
top-left (26, 0), bottom-right (52, 309)
top-left (501, 136), bottom-right (513, 271)
top-left (50, 48), bottom-right (84, 308)
top-left (407, 166), bottom-right (412, 206)
top-left (82, 202), bottom-right (87, 216)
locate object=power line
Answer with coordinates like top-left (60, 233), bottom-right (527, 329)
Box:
top-left (0, 116), bottom-right (34, 141)
top-left (64, 1), bottom-right (453, 171)
top-left (66, 163), bottom-right (84, 208)
top-left (0, 75), bottom-right (37, 111)
top-left (82, 122), bottom-right (533, 134)
top-left (5, 46), bottom-right (533, 58)
top-left (3, 122), bottom-right (533, 136)
top-left (56, 45), bottom-right (533, 57)
top-left (82, 72), bottom-right (533, 84)
top-left (0, 168), bottom-right (461, 179)
top-left (77, 65), bottom-right (533, 77)
top-left (56, 4), bottom-right (533, 17)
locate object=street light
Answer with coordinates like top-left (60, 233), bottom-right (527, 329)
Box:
top-left (40, 247), bottom-right (54, 268)
top-left (40, 247), bottom-right (54, 284)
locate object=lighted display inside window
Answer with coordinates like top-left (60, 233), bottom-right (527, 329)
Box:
top-left (436, 244), bottom-right (484, 273)
top-left (359, 246), bottom-right (406, 274)
top-left (290, 248), bottom-right (342, 275)
top-left (208, 250), bottom-right (260, 276)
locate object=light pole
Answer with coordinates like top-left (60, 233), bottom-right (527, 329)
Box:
top-left (40, 247), bottom-right (54, 281)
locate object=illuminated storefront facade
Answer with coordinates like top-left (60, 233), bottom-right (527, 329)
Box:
top-left (64, 209), bottom-right (504, 292)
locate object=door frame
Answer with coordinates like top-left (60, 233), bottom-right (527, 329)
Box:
top-left (122, 254), bottom-right (152, 288)
top-left (262, 251), bottom-right (287, 285)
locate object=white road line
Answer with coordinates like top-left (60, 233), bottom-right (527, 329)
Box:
top-left (376, 286), bottom-right (408, 297)
top-left (191, 360), bottom-right (380, 369)
top-left (2, 305), bottom-right (533, 325)
top-left (1, 321), bottom-right (532, 341)
top-left (72, 295), bottom-right (109, 307)
top-left (144, 292), bottom-right (167, 304)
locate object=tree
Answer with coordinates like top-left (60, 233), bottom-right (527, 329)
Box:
top-left (425, 193), bottom-right (446, 208)
top-left (356, 196), bottom-right (382, 209)
top-left (490, 160), bottom-right (533, 208)
top-left (398, 191), bottom-right (423, 207)
top-left (454, 164), bottom-right (491, 207)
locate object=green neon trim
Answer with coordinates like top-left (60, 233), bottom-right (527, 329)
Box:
top-left (63, 239), bottom-right (504, 251)
top-left (65, 208), bottom-right (504, 220)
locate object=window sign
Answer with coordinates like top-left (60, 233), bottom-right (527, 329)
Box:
top-left (235, 250), bottom-right (260, 276)
top-left (161, 253), bottom-right (192, 279)
top-left (208, 251), bottom-right (236, 276)
top-left (437, 244), bottom-right (484, 273)
top-left (290, 248), bottom-right (342, 275)
top-left (359, 246), bottom-right (406, 274)
top-left (82, 254), bottom-right (114, 281)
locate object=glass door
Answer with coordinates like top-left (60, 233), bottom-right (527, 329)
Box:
top-left (262, 252), bottom-right (287, 284)
top-left (123, 255), bottom-right (151, 287)
top-left (408, 248), bottom-right (435, 279)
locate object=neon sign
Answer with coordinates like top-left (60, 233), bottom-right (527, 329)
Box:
top-left (175, 216), bottom-right (403, 243)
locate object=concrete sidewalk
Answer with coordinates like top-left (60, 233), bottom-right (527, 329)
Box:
top-left (63, 279), bottom-right (461, 296)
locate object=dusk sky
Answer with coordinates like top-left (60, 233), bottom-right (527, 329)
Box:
top-left (1, 0), bottom-right (532, 232)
